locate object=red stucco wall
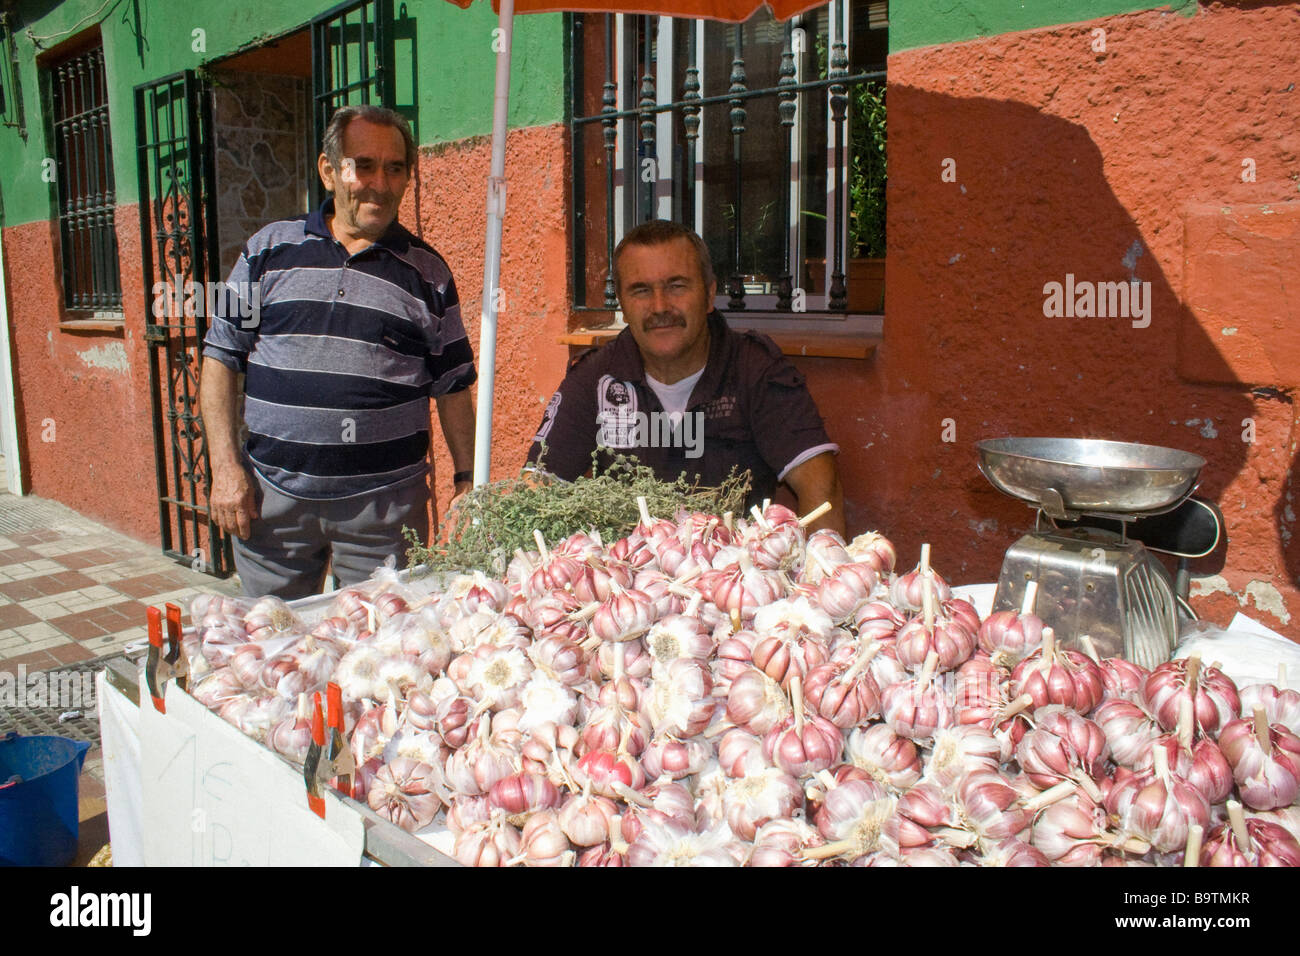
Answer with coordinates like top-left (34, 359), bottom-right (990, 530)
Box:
top-left (3, 213), bottom-right (161, 542)
top-left (406, 124), bottom-right (572, 525)
top-left (838, 2), bottom-right (1300, 636)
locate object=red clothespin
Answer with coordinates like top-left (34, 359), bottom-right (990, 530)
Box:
top-left (325, 682), bottom-right (355, 797)
top-left (303, 692), bottom-right (327, 819)
top-left (164, 603), bottom-right (189, 692)
top-left (145, 607), bottom-right (167, 713)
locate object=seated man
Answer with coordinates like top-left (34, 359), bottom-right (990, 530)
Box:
top-left (527, 219), bottom-right (844, 536)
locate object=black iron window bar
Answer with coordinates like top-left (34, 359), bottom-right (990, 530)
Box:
top-left (570, 13), bottom-right (883, 314)
top-left (52, 46), bottom-right (121, 314)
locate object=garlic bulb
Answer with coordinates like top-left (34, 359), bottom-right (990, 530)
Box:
top-left (845, 723), bottom-right (923, 790)
top-left (645, 614), bottom-right (714, 667)
top-left (725, 667), bottom-right (792, 735)
top-left (367, 757), bottom-right (442, 834)
top-left (1143, 654), bottom-right (1240, 737)
top-left (1239, 682), bottom-right (1300, 735)
top-left (454, 816), bottom-right (522, 867)
top-left (644, 659), bottom-right (716, 738)
top-left (1105, 748), bottom-right (1210, 854)
top-left (748, 818), bottom-right (825, 867)
top-left (717, 729), bottom-right (770, 778)
top-left (1217, 709), bottom-right (1300, 810)
top-left (923, 725), bottom-right (1000, 792)
top-left (722, 767), bottom-right (803, 841)
top-left (640, 736), bottom-right (711, 780)
top-left (554, 786), bottom-right (617, 846)
top-left (1012, 628), bottom-right (1105, 716)
top-left (627, 819), bottom-right (743, 867)
top-left (515, 672), bottom-right (578, 735)
top-left (465, 645), bottom-right (534, 711)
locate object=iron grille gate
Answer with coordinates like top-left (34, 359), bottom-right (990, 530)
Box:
top-left (134, 70), bottom-right (232, 577)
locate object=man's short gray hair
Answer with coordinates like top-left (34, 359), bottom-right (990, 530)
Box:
top-left (321, 105), bottom-right (417, 172)
top-left (613, 220), bottom-right (716, 294)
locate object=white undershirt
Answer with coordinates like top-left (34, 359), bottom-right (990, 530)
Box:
top-left (646, 368), bottom-right (705, 425)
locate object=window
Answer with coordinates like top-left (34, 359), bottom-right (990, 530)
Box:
top-left (50, 42), bottom-right (121, 315)
top-left (569, 1), bottom-right (887, 318)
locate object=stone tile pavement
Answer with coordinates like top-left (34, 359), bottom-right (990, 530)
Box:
top-left (0, 498), bottom-right (243, 675)
top-left (0, 479), bottom-right (245, 863)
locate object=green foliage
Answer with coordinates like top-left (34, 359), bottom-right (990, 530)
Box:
top-left (813, 35), bottom-right (887, 260)
top-left (404, 448), bottom-right (751, 575)
top-left (849, 81), bottom-right (887, 259)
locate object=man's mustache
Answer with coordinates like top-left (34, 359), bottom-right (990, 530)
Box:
top-left (643, 312), bottom-right (686, 330)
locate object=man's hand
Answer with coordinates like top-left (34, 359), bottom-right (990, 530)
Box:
top-left (783, 452), bottom-right (845, 537)
top-left (210, 459), bottom-right (259, 539)
top-left (449, 478), bottom-right (473, 514)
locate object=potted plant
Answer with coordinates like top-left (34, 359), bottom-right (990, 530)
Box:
top-left (847, 81), bottom-right (886, 313)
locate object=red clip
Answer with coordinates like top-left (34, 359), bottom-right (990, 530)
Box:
top-left (327, 683), bottom-right (343, 732)
top-left (312, 692), bottom-right (326, 748)
top-left (145, 606), bottom-right (166, 714)
top-left (326, 682), bottom-right (352, 795)
top-left (164, 604), bottom-right (183, 658)
top-left (304, 693), bottom-right (327, 819)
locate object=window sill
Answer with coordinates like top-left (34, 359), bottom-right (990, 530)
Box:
top-left (560, 312), bottom-right (882, 360)
top-left (59, 318), bottom-right (125, 334)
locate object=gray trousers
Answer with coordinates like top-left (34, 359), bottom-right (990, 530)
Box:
top-left (233, 472), bottom-right (431, 600)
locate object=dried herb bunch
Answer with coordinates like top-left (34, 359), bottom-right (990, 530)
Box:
top-left (405, 450), bottom-right (750, 575)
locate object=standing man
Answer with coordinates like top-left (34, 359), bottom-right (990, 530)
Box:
top-left (527, 220), bottom-right (844, 536)
top-left (200, 105), bottom-right (476, 599)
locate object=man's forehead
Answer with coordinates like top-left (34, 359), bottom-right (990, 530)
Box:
top-left (620, 238), bottom-right (701, 279)
top-left (340, 120), bottom-right (406, 159)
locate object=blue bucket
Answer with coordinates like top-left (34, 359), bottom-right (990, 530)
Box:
top-left (0, 732), bottom-right (93, 867)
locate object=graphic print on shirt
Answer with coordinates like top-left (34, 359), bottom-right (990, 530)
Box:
top-left (596, 374), bottom-right (640, 449)
top-left (534, 391), bottom-right (563, 441)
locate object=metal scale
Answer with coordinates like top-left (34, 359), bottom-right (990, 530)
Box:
top-left (976, 438), bottom-right (1219, 669)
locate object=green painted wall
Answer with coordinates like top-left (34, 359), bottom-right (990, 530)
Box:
top-left (889, 0), bottom-right (1195, 53)
top-left (0, 0), bottom-right (564, 227)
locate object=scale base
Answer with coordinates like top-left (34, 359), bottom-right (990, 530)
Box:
top-left (993, 526), bottom-right (1178, 669)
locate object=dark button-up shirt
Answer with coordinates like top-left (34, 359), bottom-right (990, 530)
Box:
top-left (527, 311), bottom-right (837, 508)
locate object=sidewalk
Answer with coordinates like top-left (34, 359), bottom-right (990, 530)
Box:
top-left (0, 489), bottom-right (243, 677)
top-left (0, 474), bottom-right (243, 864)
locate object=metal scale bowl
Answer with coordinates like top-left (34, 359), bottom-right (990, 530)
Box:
top-left (976, 438), bottom-right (1208, 669)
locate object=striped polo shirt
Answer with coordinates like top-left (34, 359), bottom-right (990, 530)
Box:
top-left (202, 198), bottom-right (476, 500)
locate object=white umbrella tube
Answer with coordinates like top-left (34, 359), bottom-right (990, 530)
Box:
top-left (472, 0), bottom-right (516, 487)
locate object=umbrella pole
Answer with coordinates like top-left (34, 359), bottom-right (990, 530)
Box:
top-left (473, 0), bottom-right (516, 487)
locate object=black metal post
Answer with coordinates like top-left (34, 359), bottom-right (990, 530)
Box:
top-left (776, 23), bottom-right (797, 312)
top-left (727, 25), bottom-right (746, 311)
top-left (681, 25), bottom-right (700, 233)
top-left (638, 16), bottom-right (655, 224)
top-left (601, 15), bottom-right (618, 308)
top-left (828, 29), bottom-right (849, 311)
